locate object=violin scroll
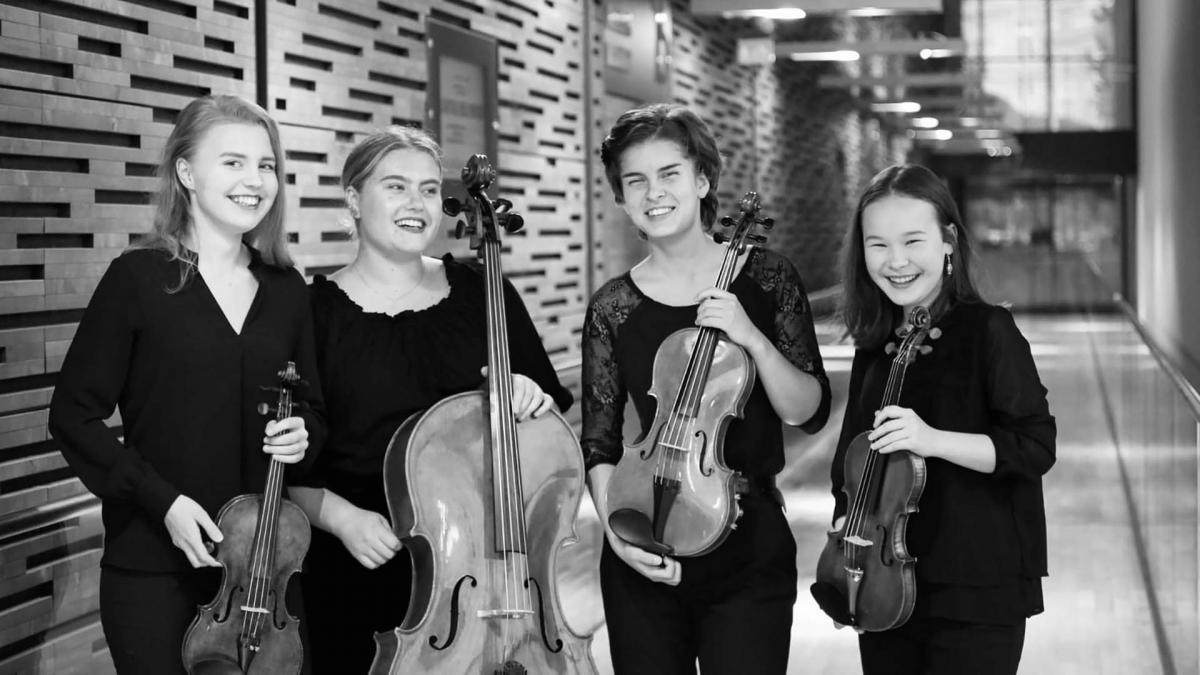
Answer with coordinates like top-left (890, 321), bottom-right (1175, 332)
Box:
top-left (714, 191), bottom-right (774, 249)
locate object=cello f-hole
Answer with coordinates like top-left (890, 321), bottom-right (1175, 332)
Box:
top-left (429, 575), bottom-right (477, 651)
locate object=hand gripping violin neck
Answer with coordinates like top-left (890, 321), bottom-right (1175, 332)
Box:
top-left (371, 155), bottom-right (596, 674)
top-left (606, 192), bottom-right (774, 558)
top-left (182, 362), bottom-right (311, 674)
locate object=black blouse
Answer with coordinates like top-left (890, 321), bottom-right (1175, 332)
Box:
top-left (581, 247), bottom-right (831, 476)
top-left (831, 302), bottom-right (1056, 622)
top-left (48, 247), bottom-right (327, 573)
top-left (303, 254), bottom-right (573, 514)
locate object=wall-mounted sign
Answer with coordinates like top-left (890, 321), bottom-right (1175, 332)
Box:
top-left (426, 18), bottom-right (499, 193)
top-left (604, 0), bottom-right (672, 102)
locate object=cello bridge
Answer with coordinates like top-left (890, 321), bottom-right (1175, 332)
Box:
top-left (477, 609), bottom-right (536, 620)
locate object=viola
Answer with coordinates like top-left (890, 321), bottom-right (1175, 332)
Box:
top-left (371, 155), bottom-right (596, 674)
top-left (182, 362), bottom-right (310, 674)
top-left (811, 307), bottom-right (939, 631)
top-left (605, 192), bottom-right (774, 558)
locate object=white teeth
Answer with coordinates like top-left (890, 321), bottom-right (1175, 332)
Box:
top-left (889, 274), bottom-right (918, 284)
top-left (395, 218), bottom-right (425, 230)
top-left (229, 195), bottom-right (261, 207)
top-left (646, 206), bottom-right (673, 217)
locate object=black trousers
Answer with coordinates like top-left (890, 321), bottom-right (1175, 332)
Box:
top-left (600, 494), bottom-right (797, 675)
top-left (99, 565), bottom-right (221, 674)
top-left (858, 615), bottom-right (1026, 675)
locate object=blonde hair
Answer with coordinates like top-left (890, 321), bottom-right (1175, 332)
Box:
top-left (137, 95), bottom-right (292, 289)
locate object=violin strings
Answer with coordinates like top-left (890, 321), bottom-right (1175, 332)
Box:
top-left (845, 339), bottom-right (908, 570)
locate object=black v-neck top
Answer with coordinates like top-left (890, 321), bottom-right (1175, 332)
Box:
top-left (49, 247), bottom-right (327, 573)
top-left (301, 255), bottom-right (573, 515)
top-left (581, 247), bottom-right (831, 476)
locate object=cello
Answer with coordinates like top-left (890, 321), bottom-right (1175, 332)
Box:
top-left (811, 306), bottom-right (938, 631)
top-left (182, 362), bottom-right (310, 674)
top-left (371, 154), bottom-right (596, 674)
top-left (605, 192), bottom-right (774, 558)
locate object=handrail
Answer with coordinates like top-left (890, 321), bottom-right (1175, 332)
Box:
top-left (1109, 294), bottom-right (1200, 421)
top-left (1080, 254), bottom-right (1200, 421)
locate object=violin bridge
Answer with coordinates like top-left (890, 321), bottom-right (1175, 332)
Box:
top-left (238, 605), bottom-right (270, 614)
top-left (843, 535), bottom-right (873, 548)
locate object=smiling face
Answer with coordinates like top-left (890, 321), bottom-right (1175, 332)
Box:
top-left (616, 138), bottom-right (709, 242)
top-left (349, 147), bottom-right (443, 257)
top-left (861, 194), bottom-right (954, 315)
top-left (179, 122), bottom-right (278, 239)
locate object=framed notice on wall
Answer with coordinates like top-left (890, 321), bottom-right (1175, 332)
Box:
top-left (604, 0), bottom-right (672, 102)
top-left (426, 18), bottom-right (499, 194)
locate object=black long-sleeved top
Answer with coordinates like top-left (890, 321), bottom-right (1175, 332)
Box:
top-left (832, 302), bottom-right (1055, 623)
top-left (301, 254), bottom-right (573, 514)
top-left (581, 247), bottom-right (831, 475)
top-left (48, 247), bottom-right (326, 573)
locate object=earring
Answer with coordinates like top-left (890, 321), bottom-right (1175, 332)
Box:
top-left (944, 253), bottom-right (954, 277)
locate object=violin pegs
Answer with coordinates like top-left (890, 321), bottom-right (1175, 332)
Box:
top-left (918, 345), bottom-right (933, 355)
top-left (929, 327), bottom-right (943, 339)
top-left (719, 215), bottom-right (735, 228)
top-left (884, 342), bottom-right (897, 355)
top-left (455, 220), bottom-right (467, 239)
top-left (714, 232), bottom-right (728, 244)
top-left (256, 402), bottom-right (276, 416)
top-left (758, 217), bottom-right (775, 230)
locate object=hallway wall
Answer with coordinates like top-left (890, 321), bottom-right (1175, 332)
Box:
top-left (1135, 0), bottom-right (1200, 383)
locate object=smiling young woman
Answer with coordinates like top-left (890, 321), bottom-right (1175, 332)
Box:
top-left (287, 126), bottom-right (574, 674)
top-left (48, 95), bottom-right (325, 675)
top-left (829, 164), bottom-right (1056, 675)
top-left (581, 103), bottom-right (831, 674)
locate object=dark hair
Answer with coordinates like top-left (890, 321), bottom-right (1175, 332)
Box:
top-left (839, 163), bottom-right (982, 349)
top-left (137, 95), bottom-right (291, 289)
top-left (600, 103), bottom-right (722, 229)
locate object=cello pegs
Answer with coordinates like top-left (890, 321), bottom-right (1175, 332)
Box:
top-left (442, 197), bottom-right (463, 217)
top-left (501, 213), bottom-right (524, 234)
top-left (455, 220), bottom-right (468, 239)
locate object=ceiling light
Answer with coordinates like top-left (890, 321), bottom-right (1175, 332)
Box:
top-left (790, 50), bottom-right (860, 62)
top-left (724, 8), bottom-right (807, 20)
top-left (871, 101), bottom-right (921, 113)
top-left (911, 117), bottom-right (939, 128)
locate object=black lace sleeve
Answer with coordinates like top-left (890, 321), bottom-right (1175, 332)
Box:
top-left (580, 277), bottom-right (638, 471)
top-left (751, 248), bottom-right (832, 433)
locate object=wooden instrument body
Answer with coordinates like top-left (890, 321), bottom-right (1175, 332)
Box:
top-left (813, 426), bottom-right (926, 631)
top-left (181, 495), bottom-right (310, 674)
top-left (606, 327), bottom-right (755, 557)
top-left (370, 392), bottom-right (596, 675)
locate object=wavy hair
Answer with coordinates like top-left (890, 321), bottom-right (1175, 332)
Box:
top-left (600, 103), bottom-right (722, 230)
top-left (839, 164), bottom-right (982, 349)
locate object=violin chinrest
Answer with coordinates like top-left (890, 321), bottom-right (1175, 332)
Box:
top-left (608, 508), bottom-right (674, 556)
top-left (809, 581), bottom-right (853, 626)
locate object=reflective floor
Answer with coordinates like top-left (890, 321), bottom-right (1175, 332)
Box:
top-left (556, 315), bottom-right (1194, 675)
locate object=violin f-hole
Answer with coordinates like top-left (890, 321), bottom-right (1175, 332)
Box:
top-left (694, 429), bottom-right (711, 476)
top-left (429, 575), bottom-right (477, 651)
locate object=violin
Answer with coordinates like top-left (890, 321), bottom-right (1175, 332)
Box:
top-left (182, 362), bottom-right (311, 674)
top-left (371, 155), bottom-right (596, 674)
top-left (811, 307), bottom-right (939, 631)
top-left (605, 192), bottom-right (774, 558)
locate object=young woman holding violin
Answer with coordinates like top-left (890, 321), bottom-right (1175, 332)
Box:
top-left (581, 103), bottom-right (831, 674)
top-left (288, 127), bottom-right (572, 674)
top-left (828, 164), bottom-right (1056, 674)
top-left (48, 94), bottom-right (324, 674)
